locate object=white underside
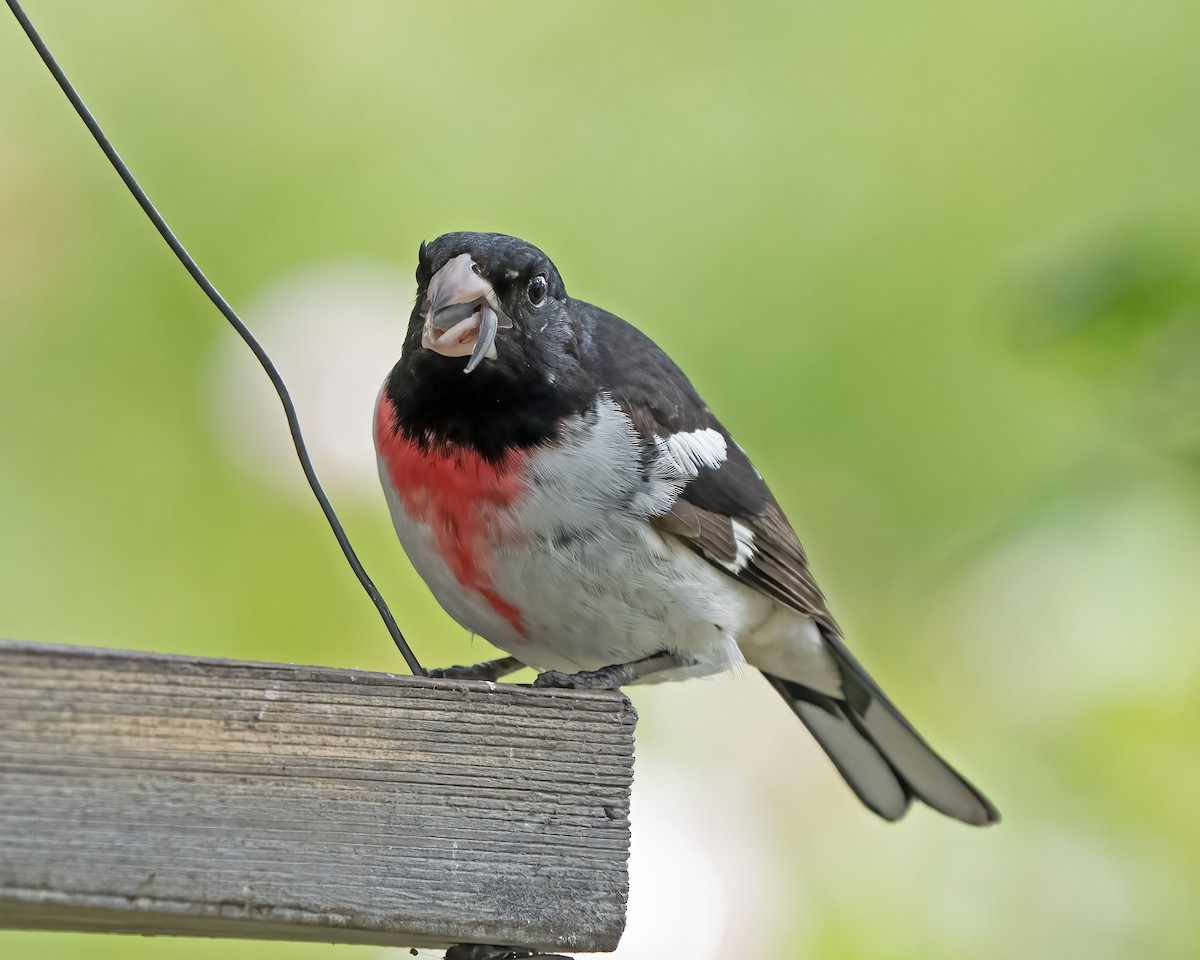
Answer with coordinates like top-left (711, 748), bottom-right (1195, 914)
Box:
top-left (378, 395), bottom-right (842, 693)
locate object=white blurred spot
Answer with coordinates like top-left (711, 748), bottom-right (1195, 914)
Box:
top-left (207, 261), bottom-right (414, 501)
top-left (945, 484), bottom-right (1200, 723)
top-left (583, 755), bottom-right (786, 960)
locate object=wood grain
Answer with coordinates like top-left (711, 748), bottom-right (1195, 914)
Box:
top-left (0, 640), bottom-right (634, 953)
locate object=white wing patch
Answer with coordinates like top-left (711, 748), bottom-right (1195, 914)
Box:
top-left (728, 519), bottom-right (755, 573)
top-left (655, 427), bottom-right (728, 478)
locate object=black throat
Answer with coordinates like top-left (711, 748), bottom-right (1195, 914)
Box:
top-left (384, 351), bottom-right (594, 460)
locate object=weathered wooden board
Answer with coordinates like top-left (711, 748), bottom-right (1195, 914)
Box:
top-left (0, 640), bottom-right (634, 953)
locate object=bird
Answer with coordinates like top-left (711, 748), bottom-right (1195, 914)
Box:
top-left (374, 231), bottom-right (999, 826)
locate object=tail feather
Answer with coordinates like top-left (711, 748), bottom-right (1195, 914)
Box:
top-left (770, 676), bottom-right (911, 821)
top-left (764, 642), bottom-right (999, 826)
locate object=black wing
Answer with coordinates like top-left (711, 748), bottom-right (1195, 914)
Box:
top-left (576, 301), bottom-right (840, 635)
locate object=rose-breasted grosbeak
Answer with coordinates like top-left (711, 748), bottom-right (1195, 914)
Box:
top-left (375, 232), bottom-right (998, 825)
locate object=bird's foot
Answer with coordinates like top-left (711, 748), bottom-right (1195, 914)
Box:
top-left (533, 667), bottom-right (622, 690)
top-left (426, 656), bottom-right (524, 682)
top-left (533, 651), bottom-right (690, 690)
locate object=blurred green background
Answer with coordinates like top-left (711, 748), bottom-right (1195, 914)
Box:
top-left (3, 1), bottom-right (1199, 958)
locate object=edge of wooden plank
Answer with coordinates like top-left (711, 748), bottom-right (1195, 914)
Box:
top-left (0, 639), bottom-right (634, 707)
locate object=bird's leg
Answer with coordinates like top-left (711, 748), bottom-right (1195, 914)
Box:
top-left (426, 656), bottom-right (525, 682)
top-left (533, 651), bottom-right (689, 689)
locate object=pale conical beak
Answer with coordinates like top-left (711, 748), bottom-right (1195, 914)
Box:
top-left (421, 253), bottom-right (512, 373)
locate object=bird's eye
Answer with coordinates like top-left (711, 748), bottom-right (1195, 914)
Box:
top-left (527, 274), bottom-right (548, 306)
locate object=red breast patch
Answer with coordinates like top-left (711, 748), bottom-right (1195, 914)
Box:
top-left (376, 395), bottom-right (529, 636)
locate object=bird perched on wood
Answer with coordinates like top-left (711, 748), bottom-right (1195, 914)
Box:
top-left (375, 232), bottom-right (998, 826)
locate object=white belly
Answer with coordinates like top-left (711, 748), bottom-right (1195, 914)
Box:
top-left (378, 396), bottom-right (777, 680)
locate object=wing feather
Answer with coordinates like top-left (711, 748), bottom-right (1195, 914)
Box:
top-left (573, 300), bottom-right (835, 629)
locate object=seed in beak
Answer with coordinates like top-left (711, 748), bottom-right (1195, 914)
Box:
top-left (463, 305), bottom-right (500, 374)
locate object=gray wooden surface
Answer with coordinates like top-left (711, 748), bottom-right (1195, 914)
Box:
top-left (0, 640), bottom-right (634, 953)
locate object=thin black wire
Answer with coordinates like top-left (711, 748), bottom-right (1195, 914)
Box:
top-left (6, 0), bottom-right (426, 677)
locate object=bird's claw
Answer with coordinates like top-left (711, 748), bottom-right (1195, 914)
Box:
top-left (532, 670), bottom-right (576, 689)
top-left (533, 667), bottom-right (622, 690)
top-left (426, 657), bottom-right (523, 682)
top-left (427, 664), bottom-right (493, 680)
